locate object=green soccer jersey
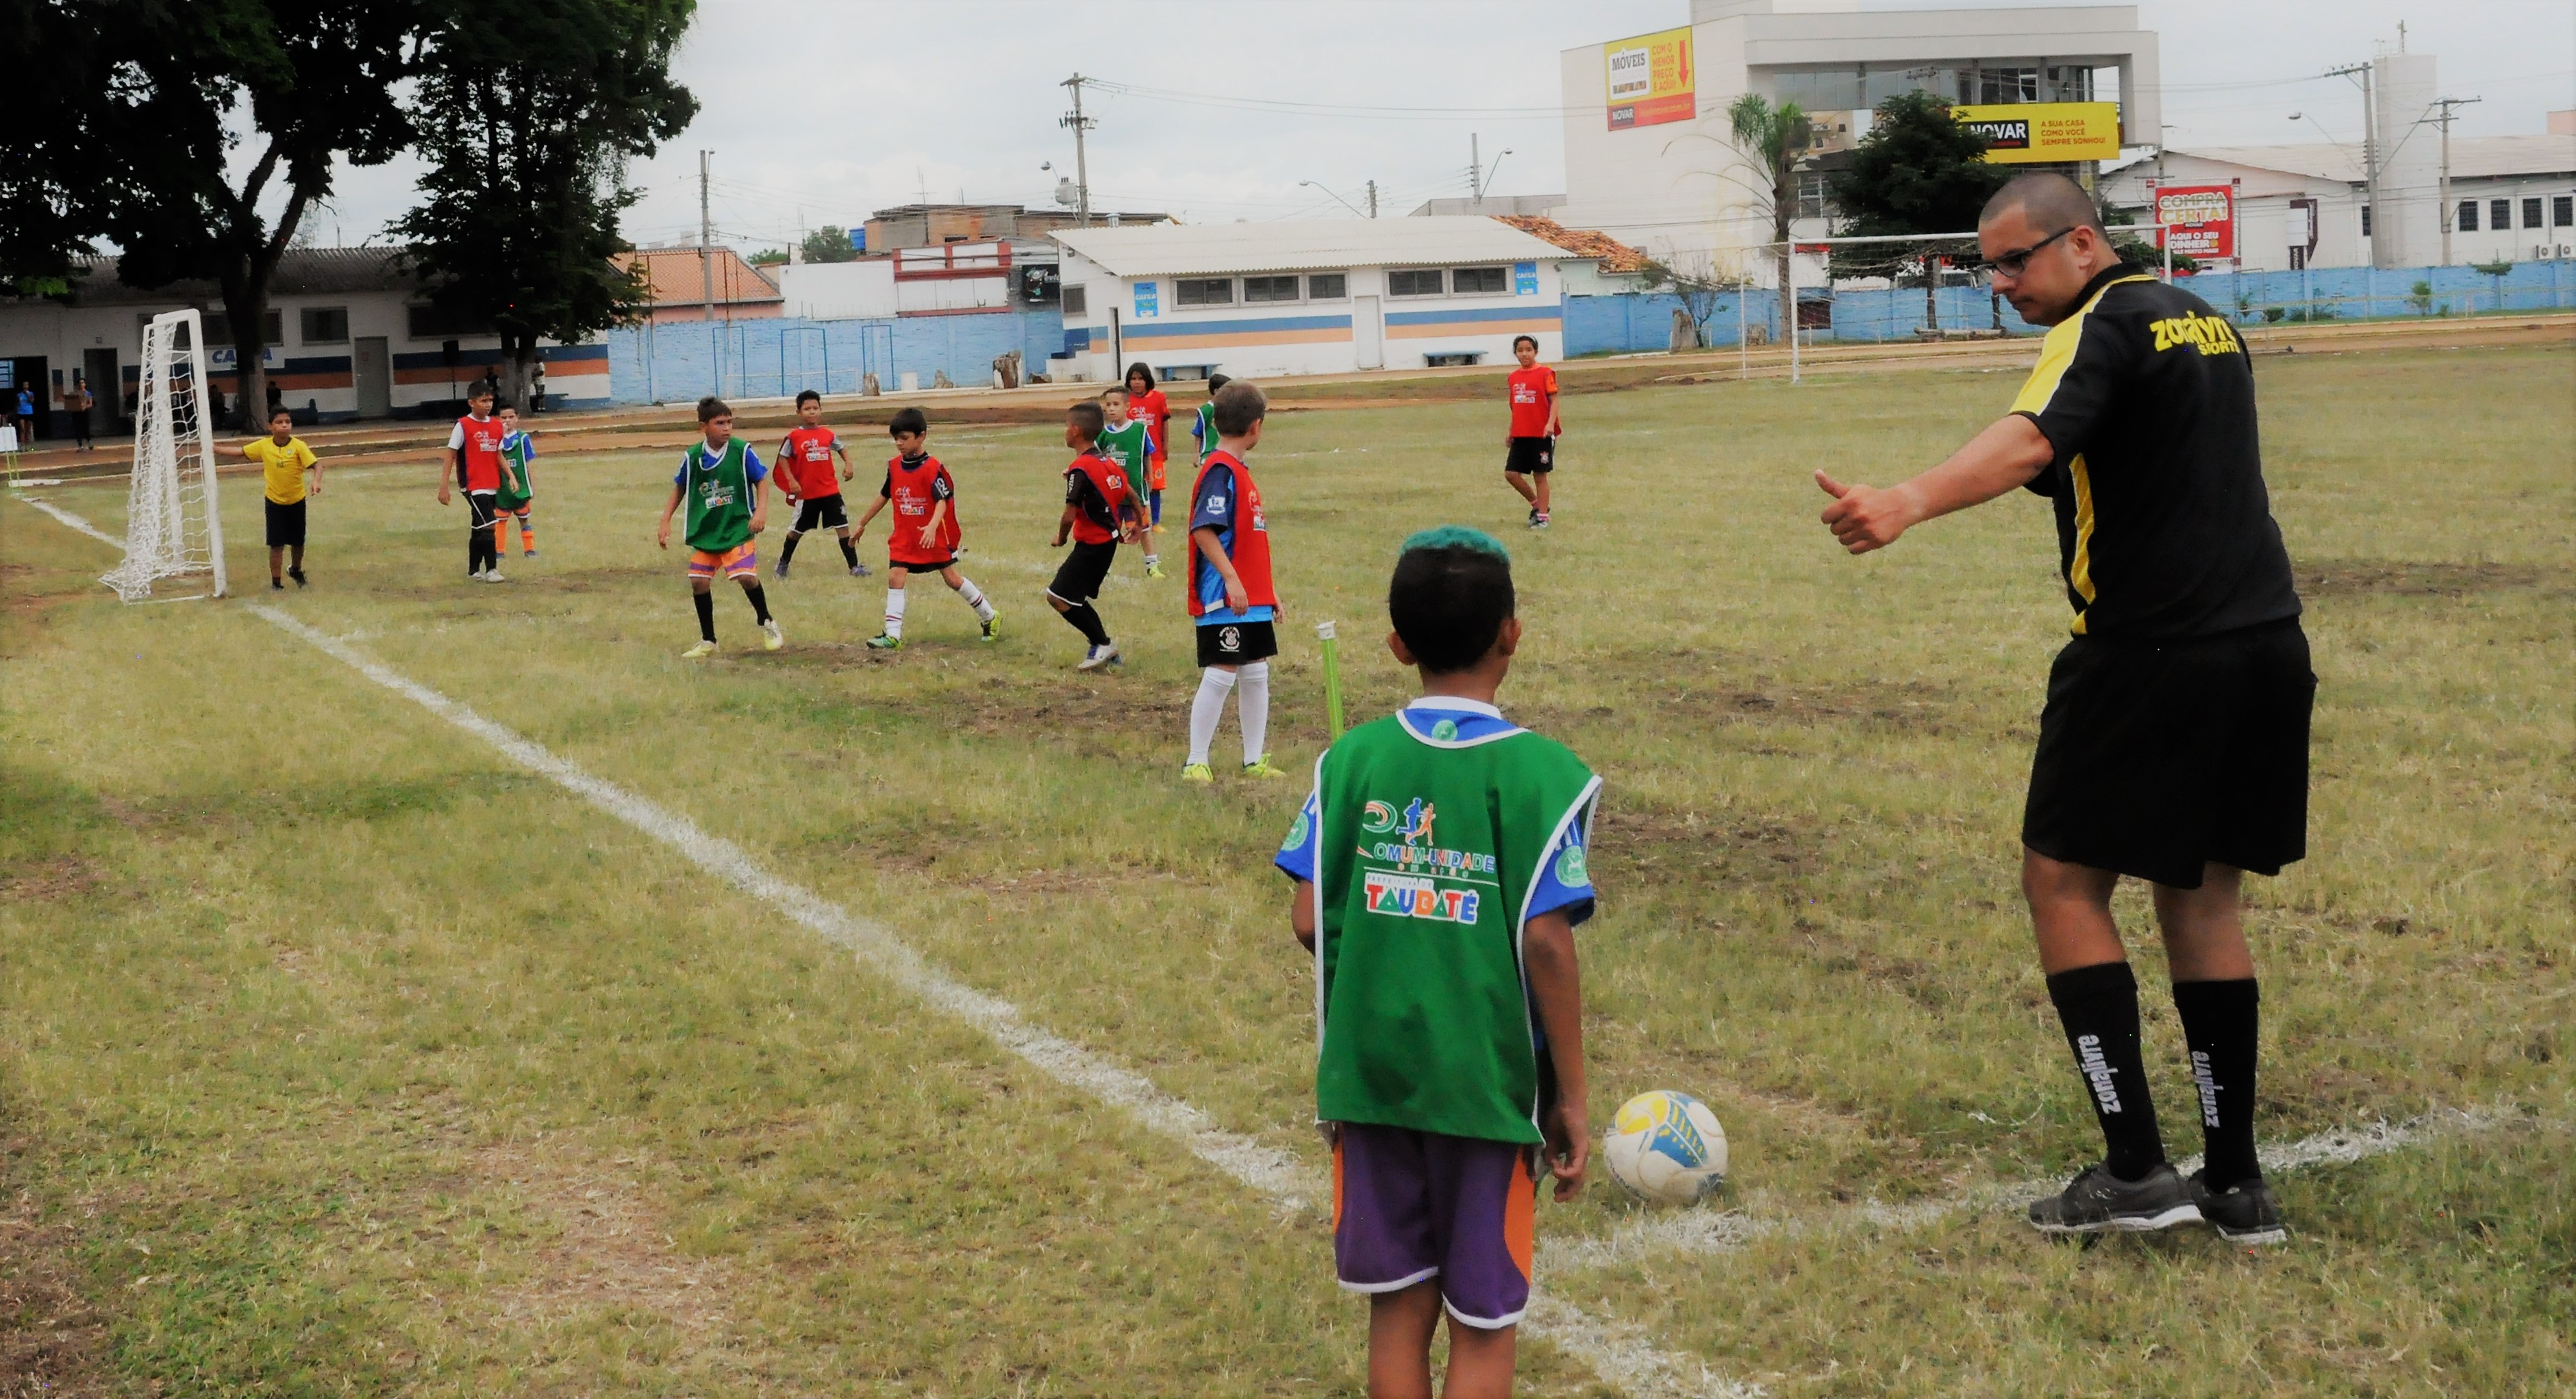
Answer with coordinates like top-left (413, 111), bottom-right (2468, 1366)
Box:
top-left (678, 438), bottom-right (756, 553)
top-left (495, 431), bottom-right (534, 509)
top-left (1290, 707), bottom-right (1600, 1144)
top-left (1096, 420), bottom-right (1151, 500)
top-left (1193, 402), bottom-right (1218, 464)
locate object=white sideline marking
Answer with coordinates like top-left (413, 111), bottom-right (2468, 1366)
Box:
top-left (13, 493), bottom-right (123, 547)
top-left (1545, 1104), bottom-right (2518, 1274)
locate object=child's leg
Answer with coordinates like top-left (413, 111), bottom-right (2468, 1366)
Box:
top-left (881, 567), bottom-right (910, 638)
top-left (1149, 488), bottom-right (1162, 526)
top-left (1187, 664), bottom-right (1238, 766)
top-left (268, 544), bottom-right (284, 583)
top-left (734, 571), bottom-right (772, 622)
top-left (942, 566), bottom-right (994, 622)
top-left (778, 525), bottom-right (805, 567)
top-left (1364, 1282), bottom-right (1442, 1399)
top-left (514, 506), bottom-right (535, 553)
top-left (290, 542), bottom-right (305, 572)
top-left (1534, 472), bottom-right (1551, 517)
top-left (1440, 1322), bottom-right (1517, 1399)
top-left (1051, 595), bottom-right (1110, 646)
top-left (1503, 470), bottom-right (1536, 505)
top-left (836, 526), bottom-right (860, 571)
top-left (691, 578), bottom-right (716, 641)
top-left (1236, 660), bottom-right (1269, 765)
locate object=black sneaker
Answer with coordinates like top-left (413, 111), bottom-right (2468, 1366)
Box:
top-left (2188, 1170), bottom-right (2286, 1246)
top-left (2027, 1162), bottom-right (2203, 1235)
top-left (288, 566), bottom-right (307, 588)
top-left (270, 578), bottom-right (284, 590)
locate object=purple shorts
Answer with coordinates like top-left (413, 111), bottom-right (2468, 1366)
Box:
top-left (1330, 1122), bottom-right (1537, 1329)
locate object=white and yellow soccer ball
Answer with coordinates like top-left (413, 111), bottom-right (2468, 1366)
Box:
top-left (1603, 1090), bottom-right (1728, 1205)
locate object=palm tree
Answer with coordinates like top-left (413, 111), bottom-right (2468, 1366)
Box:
top-left (1727, 94), bottom-right (1810, 341)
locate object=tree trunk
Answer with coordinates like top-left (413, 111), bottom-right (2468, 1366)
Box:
top-left (1925, 255), bottom-right (1940, 332)
top-left (1773, 166), bottom-right (1795, 344)
top-left (501, 331), bottom-right (540, 412)
top-left (219, 266), bottom-right (274, 433)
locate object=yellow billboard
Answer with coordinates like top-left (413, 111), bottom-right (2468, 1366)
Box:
top-left (1952, 102), bottom-right (2123, 163)
top-left (1606, 27), bottom-right (1694, 130)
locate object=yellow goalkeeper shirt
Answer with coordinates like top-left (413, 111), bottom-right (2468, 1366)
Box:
top-left (245, 437), bottom-right (317, 503)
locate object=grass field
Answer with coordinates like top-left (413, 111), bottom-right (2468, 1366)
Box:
top-left (3, 342), bottom-right (2570, 1397)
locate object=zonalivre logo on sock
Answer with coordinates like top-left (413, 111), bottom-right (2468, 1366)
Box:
top-left (2076, 1033), bottom-right (2124, 1113)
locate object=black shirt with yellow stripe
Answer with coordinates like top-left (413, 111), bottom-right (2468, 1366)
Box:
top-left (2010, 262), bottom-right (2301, 638)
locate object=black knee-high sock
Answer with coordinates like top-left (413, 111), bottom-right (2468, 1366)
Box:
top-left (779, 530), bottom-right (803, 566)
top-left (2046, 961), bottom-right (2166, 1181)
top-left (1058, 601), bottom-right (1110, 646)
top-left (2173, 978), bottom-right (2262, 1188)
top-left (838, 536), bottom-right (860, 569)
top-left (743, 583), bottom-right (772, 624)
top-left (692, 590), bottom-right (716, 642)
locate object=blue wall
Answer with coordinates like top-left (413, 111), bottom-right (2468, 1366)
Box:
top-left (1562, 258), bottom-right (2576, 357)
top-left (610, 307), bottom-right (1066, 404)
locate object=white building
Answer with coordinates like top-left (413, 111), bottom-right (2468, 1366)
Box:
top-left (0, 249), bottom-right (609, 440)
top-left (1049, 218), bottom-right (1582, 381)
top-left (775, 241), bottom-right (1055, 320)
top-left (1557, 0), bottom-right (2160, 278)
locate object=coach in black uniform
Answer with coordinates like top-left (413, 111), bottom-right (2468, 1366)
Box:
top-left (1815, 172), bottom-right (2306, 1243)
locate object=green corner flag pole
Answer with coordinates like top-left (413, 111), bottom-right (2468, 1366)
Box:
top-left (1316, 620), bottom-right (1345, 740)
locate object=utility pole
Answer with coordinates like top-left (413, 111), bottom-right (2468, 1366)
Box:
top-left (1366, 179), bottom-right (1378, 218)
top-left (2429, 95), bottom-right (2481, 266)
top-left (1060, 75), bottom-right (1096, 227)
top-left (1468, 134), bottom-right (1481, 207)
top-left (699, 149), bottom-right (721, 394)
top-left (2327, 62), bottom-right (2377, 257)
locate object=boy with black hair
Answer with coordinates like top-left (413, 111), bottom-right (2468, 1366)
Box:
top-left (1187, 372), bottom-right (1233, 465)
top-left (436, 385), bottom-right (510, 581)
top-left (232, 405), bottom-right (319, 590)
top-left (656, 396), bottom-right (782, 658)
top-left (1097, 386), bottom-right (1164, 579)
top-left (1502, 334), bottom-right (1560, 530)
top-left (1123, 361), bottom-right (1171, 531)
top-left (848, 406), bottom-right (998, 649)
top-left (492, 405), bottom-right (537, 558)
top-left (1047, 399), bottom-right (1142, 670)
top-left (1275, 525), bottom-right (1598, 1399)
top-left (1181, 379), bottom-right (1281, 783)
top-left (773, 388), bottom-right (867, 579)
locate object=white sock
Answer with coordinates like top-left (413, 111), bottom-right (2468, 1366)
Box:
top-left (955, 576), bottom-right (994, 622)
top-left (884, 587), bottom-right (908, 638)
top-left (1144, 551), bottom-right (1160, 568)
top-left (1188, 667), bottom-right (1236, 766)
top-left (1237, 661), bottom-right (1271, 766)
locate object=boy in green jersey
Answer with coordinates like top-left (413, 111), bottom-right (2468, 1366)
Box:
top-left (1097, 386), bottom-right (1163, 579)
top-left (492, 405), bottom-right (537, 557)
top-left (1186, 371), bottom-right (1232, 467)
top-left (1275, 526), bottom-right (1597, 1398)
top-left (655, 396), bottom-right (782, 658)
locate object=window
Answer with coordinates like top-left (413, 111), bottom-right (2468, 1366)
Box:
top-left (1796, 172), bottom-right (1831, 220)
top-left (1387, 268), bottom-right (1444, 297)
top-left (1062, 284), bottom-right (1088, 317)
top-left (197, 308), bottom-right (284, 346)
top-left (1450, 266), bottom-right (1507, 295)
top-left (1305, 272), bottom-right (1347, 300)
top-left (299, 306), bottom-right (349, 344)
top-left (1773, 68), bottom-right (1862, 112)
top-left (408, 303), bottom-right (495, 338)
top-left (2457, 200), bottom-right (2479, 231)
top-left (2361, 205), bottom-right (2372, 237)
top-left (1175, 277), bottom-right (1234, 307)
top-left (2555, 194), bottom-right (2573, 227)
top-left (1242, 275), bottom-right (1301, 303)
top-left (1977, 66), bottom-right (2040, 104)
top-left (2490, 199), bottom-right (2510, 231)
top-left (2523, 197), bottom-right (2544, 229)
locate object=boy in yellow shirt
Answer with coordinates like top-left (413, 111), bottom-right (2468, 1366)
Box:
top-left (230, 406), bottom-right (321, 589)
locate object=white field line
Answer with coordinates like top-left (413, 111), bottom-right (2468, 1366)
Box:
top-left (1545, 1103), bottom-right (2520, 1275)
top-left (12, 493), bottom-right (123, 547)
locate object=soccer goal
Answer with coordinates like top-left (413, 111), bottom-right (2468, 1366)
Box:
top-left (101, 309), bottom-right (227, 601)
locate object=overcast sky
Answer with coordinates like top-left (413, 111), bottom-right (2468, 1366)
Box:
top-left (301, 0), bottom-right (2576, 253)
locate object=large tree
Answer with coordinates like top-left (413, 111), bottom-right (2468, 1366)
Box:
top-left (394, 0), bottom-right (697, 411)
top-left (1725, 94), bottom-right (1810, 342)
top-left (91, 0), bottom-right (424, 428)
top-left (0, 3), bottom-right (111, 290)
top-left (1823, 91), bottom-right (2010, 331)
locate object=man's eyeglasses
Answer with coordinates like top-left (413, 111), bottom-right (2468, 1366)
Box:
top-left (1981, 226), bottom-right (2074, 277)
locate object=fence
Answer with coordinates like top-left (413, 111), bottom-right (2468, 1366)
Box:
top-left (610, 307), bottom-right (1067, 405)
top-left (1564, 257), bottom-right (2576, 357)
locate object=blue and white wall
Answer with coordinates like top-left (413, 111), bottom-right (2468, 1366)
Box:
top-left (606, 307), bottom-right (1068, 404)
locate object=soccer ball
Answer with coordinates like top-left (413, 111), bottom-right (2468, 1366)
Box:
top-left (1602, 1090), bottom-right (1728, 1205)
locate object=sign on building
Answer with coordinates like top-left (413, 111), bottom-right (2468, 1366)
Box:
top-left (2153, 185), bottom-right (2236, 259)
top-left (1606, 27), bottom-right (1694, 130)
top-left (1133, 281), bottom-right (1158, 318)
top-left (1953, 102), bottom-right (2123, 164)
top-left (1514, 262), bottom-right (1539, 296)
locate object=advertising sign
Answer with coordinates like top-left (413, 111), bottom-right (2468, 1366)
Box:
top-left (1952, 102), bottom-right (2123, 164)
top-left (1132, 281), bottom-right (1158, 318)
top-left (1513, 262), bottom-right (1539, 296)
top-left (1605, 27), bottom-right (1694, 130)
top-left (2153, 184), bottom-right (2236, 259)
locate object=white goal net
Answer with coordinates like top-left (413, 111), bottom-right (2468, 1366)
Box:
top-left (102, 309), bottom-right (227, 601)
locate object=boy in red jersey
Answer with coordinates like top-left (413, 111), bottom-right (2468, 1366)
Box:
top-left (849, 407), bottom-right (998, 650)
top-left (434, 385), bottom-right (516, 581)
top-left (1501, 335), bottom-right (1560, 530)
top-left (1124, 362), bottom-right (1172, 533)
top-left (772, 389), bottom-right (867, 580)
top-left (1047, 399), bottom-right (1144, 671)
top-left (1181, 379), bottom-right (1283, 782)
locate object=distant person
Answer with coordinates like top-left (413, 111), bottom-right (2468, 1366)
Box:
top-left (1502, 335), bottom-right (1560, 530)
top-left (228, 405), bottom-right (319, 590)
top-left (1123, 362), bottom-right (1171, 532)
top-left (1095, 386), bottom-right (1161, 578)
top-left (14, 384), bottom-right (34, 442)
top-left (1187, 372), bottom-right (1233, 466)
top-left (1179, 379), bottom-right (1281, 783)
top-left (265, 377), bottom-right (284, 420)
top-left (1816, 171), bottom-right (2305, 1244)
top-left (1046, 398), bottom-right (1144, 671)
top-left (657, 396), bottom-right (782, 657)
top-left (492, 405), bottom-right (537, 558)
top-left (436, 385), bottom-right (510, 583)
top-left (848, 406), bottom-right (999, 649)
top-left (771, 388), bottom-right (864, 580)
top-left (68, 380), bottom-right (95, 451)
top-left (1276, 527), bottom-right (1599, 1399)
top-left (529, 362), bottom-right (547, 413)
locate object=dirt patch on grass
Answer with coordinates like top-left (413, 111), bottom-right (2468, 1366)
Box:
top-left (955, 679), bottom-right (1192, 736)
top-left (473, 1141), bottom-right (746, 1349)
top-left (1529, 676), bottom-right (1965, 739)
top-left (0, 857), bottom-right (101, 903)
top-left (1590, 805), bottom-right (1822, 896)
top-left (0, 1143), bottom-right (112, 1399)
top-left (2297, 560), bottom-right (2575, 598)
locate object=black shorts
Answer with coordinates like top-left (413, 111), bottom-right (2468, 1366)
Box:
top-left (1505, 436), bottom-right (1554, 475)
top-left (1197, 619), bottom-right (1279, 667)
top-left (889, 557), bottom-right (956, 575)
top-left (264, 498), bottom-right (306, 548)
top-left (2023, 619), bottom-right (2314, 889)
top-left (1048, 540), bottom-right (1117, 604)
top-left (791, 494), bottom-right (849, 532)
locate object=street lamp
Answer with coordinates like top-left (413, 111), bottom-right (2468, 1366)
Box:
top-left (1298, 181), bottom-right (1372, 218)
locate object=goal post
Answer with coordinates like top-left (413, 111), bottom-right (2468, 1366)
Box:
top-left (102, 308), bottom-right (227, 601)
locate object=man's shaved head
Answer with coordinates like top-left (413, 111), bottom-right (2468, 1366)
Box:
top-left (1980, 172), bottom-right (2105, 236)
